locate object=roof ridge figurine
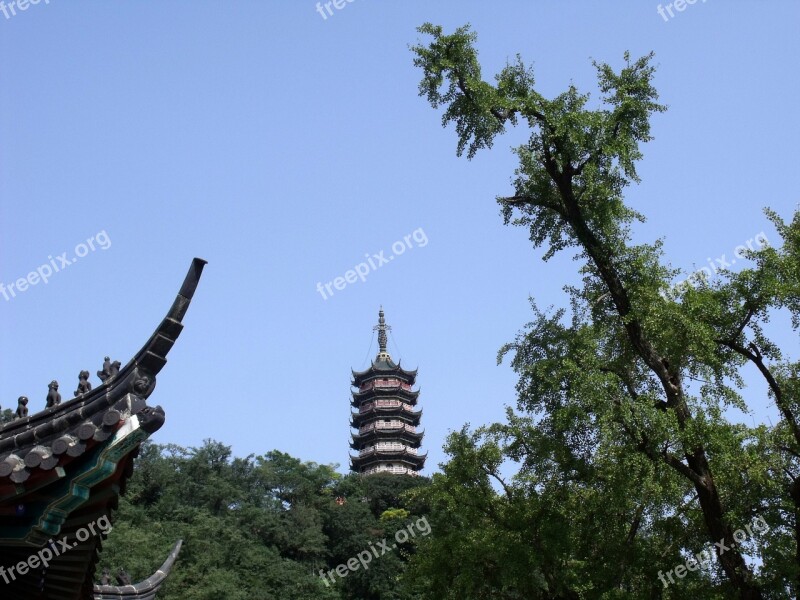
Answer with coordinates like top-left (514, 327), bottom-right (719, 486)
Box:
top-left (97, 357), bottom-right (121, 382)
top-left (15, 396), bottom-right (28, 419)
top-left (46, 380), bottom-right (61, 408)
top-left (75, 370), bottom-right (92, 397)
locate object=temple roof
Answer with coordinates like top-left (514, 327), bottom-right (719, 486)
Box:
top-left (0, 258), bottom-right (205, 600)
top-left (93, 540), bottom-right (182, 600)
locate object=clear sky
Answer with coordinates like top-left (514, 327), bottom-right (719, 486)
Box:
top-left (1, 1), bottom-right (798, 475)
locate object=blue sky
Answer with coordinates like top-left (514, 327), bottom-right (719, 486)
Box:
top-left (1, 1), bottom-right (798, 475)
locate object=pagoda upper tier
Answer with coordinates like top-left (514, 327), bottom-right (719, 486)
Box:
top-left (351, 357), bottom-right (418, 389)
top-left (350, 378), bottom-right (420, 407)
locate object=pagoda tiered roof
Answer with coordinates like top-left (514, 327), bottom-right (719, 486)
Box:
top-left (0, 258), bottom-right (205, 600)
top-left (350, 425), bottom-right (424, 449)
top-left (351, 358), bottom-right (417, 387)
top-left (350, 447), bottom-right (427, 472)
top-left (350, 383), bottom-right (420, 405)
top-left (350, 404), bottom-right (422, 426)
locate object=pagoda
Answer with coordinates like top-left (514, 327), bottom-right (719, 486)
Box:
top-left (350, 309), bottom-right (425, 476)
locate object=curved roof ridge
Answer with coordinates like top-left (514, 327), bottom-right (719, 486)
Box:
top-left (93, 539), bottom-right (183, 599)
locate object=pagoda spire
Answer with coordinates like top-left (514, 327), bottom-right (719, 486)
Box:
top-left (374, 306), bottom-right (392, 361)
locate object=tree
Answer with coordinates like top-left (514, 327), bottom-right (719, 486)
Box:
top-left (410, 23), bottom-right (799, 599)
top-left (323, 473), bottom-right (431, 600)
top-left (0, 408), bottom-right (14, 425)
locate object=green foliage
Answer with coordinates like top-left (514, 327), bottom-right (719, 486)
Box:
top-left (100, 441), bottom-right (430, 600)
top-left (411, 22), bottom-right (800, 600)
top-left (0, 408), bottom-right (14, 425)
top-left (379, 508), bottom-right (410, 523)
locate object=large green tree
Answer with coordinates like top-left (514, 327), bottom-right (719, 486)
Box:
top-left (409, 23), bottom-right (799, 600)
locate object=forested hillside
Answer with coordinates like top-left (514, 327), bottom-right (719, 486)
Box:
top-left (98, 441), bottom-right (431, 600)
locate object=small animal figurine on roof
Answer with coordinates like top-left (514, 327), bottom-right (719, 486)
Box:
top-left (46, 381), bottom-right (61, 408)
